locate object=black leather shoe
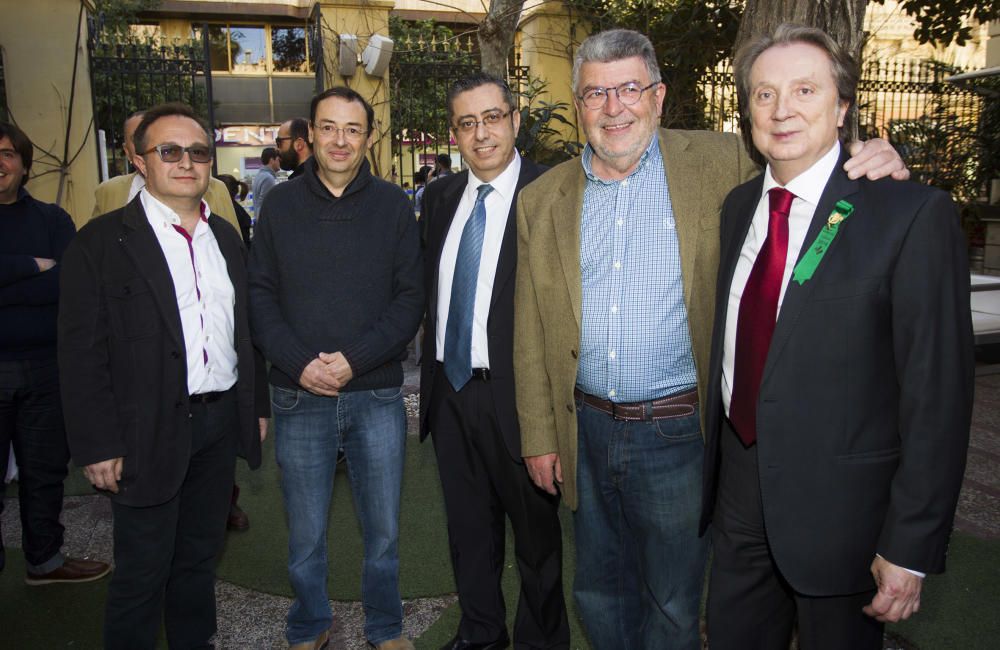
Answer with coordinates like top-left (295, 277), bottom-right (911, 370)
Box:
top-left (439, 633), bottom-right (510, 650)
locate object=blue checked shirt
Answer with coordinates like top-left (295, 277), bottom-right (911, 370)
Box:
top-left (576, 132), bottom-right (698, 402)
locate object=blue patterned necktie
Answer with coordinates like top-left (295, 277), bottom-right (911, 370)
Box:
top-left (443, 183), bottom-right (494, 391)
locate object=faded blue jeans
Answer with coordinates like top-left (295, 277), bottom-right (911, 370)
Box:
top-left (573, 392), bottom-right (708, 650)
top-left (272, 385), bottom-right (406, 646)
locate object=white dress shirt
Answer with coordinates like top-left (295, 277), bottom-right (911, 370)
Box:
top-left (722, 142), bottom-right (841, 416)
top-left (128, 173), bottom-right (146, 202)
top-left (435, 154), bottom-right (521, 368)
top-left (140, 190), bottom-right (238, 395)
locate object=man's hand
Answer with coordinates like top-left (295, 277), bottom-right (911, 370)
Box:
top-left (298, 357), bottom-right (342, 396)
top-left (319, 351), bottom-right (354, 387)
top-left (258, 417), bottom-right (269, 442)
top-left (845, 139), bottom-right (910, 181)
top-left (83, 458), bottom-right (123, 494)
top-left (524, 453), bottom-right (562, 496)
top-left (863, 555), bottom-right (923, 623)
top-left (34, 257), bottom-right (56, 272)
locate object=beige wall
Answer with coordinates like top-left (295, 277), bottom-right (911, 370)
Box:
top-left (318, 0), bottom-right (395, 180)
top-left (519, 0), bottom-right (588, 142)
top-left (2, 0), bottom-right (99, 226)
top-left (988, 21), bottom-right (1000, 69)
top-left (865, 2), bottom-right (989, 69)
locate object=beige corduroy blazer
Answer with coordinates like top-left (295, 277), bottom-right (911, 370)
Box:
top-left (513, 128), bottom-right (757, 509)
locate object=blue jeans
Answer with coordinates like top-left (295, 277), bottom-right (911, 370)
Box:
top-left (573, 394), bottom-right (708, 650)
top-left (272, 385), bottom-right (406, 646)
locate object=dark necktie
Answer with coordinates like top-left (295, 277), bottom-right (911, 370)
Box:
top-left (729, 187), bottom-right (795, 446)
top-left (443, 183), bottom-right (494, 391)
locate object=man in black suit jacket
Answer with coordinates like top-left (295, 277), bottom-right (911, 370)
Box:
top-left (419, 73), bottom-right (569, 650)
top-left (58, 103), bottom-right (267, 649)
top-left (700, 25), bottom-right (974, 650)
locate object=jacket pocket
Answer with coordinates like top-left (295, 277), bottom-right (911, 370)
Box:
top-left (106, 279), bottom-right (161, 340)
top-left (835, 447), bottom-right (901, 465)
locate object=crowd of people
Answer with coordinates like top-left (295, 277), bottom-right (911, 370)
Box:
top-left (0, 23), bottom-right (973, 650)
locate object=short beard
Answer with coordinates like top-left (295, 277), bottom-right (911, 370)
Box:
top-left (278, 148), bottom-right (299, 171)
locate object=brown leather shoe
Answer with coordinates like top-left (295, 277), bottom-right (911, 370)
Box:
top-left (289, 629), bottom-right (329, 650)
top-left (25, 557), bottom-right (111, 586)
top-left (227, 501), bottom-right (250, 531)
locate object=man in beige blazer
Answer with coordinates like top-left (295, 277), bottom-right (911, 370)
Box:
top-left (92, 110), bottom-right (239, 229)
top-left (513, 29), bottom-right (908, 650)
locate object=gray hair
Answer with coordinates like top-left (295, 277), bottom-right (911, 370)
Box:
top-left (572, 29), bottom-right (661, 95)
top-left (734, 23), bottom-right (859, 140)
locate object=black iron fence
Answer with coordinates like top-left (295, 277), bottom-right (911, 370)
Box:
top-left (88, 24), bottom-right (214, 179)
top-left (699, 58), bottom-right (988, 201)
top-left (389, 37), bottom-right (529, 189)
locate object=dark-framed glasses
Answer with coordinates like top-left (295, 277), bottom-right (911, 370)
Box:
top-left (453, 109), bottom-right (514, 133)
top-left (578, 82), bottom-right (659, 109)
top-left (143, 144), bottom-right (213, 164)
top-left (312, 123), bottom-right (368, 141)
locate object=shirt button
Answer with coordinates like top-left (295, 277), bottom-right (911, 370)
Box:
top-left (609, 350), bottom-right (616, 359)
top-left (611, 305), bottom-right (618, 314)
top-left (608, 389), bottom-right (617, 398)
top-left (613, 261), bottom-right (621, 269)
top-left (616, 219), bottom-right (623, 226)
top-left (621, 179), bottom-right (629, 187)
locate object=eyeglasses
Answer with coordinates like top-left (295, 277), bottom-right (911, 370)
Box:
top-left (274, 136), bottom-right (293, 145)
top-left (312, 123), bottom-right (369, 141)
top-left (453, 109), bottom-right (514, 133)
top-left (578, 82), bottom-right (659, 109)
top-left (143, 144), bottom-right (213, 164)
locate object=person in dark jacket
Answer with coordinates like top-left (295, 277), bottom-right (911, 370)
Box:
top-left (0, 121), bottom-right (110, 584)
top-left (58, 103), bottom-right (268, 649)
top-left (249, 87), bottom-right (423, 650)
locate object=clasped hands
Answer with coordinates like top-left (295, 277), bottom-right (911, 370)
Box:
top-left (298, 352), bottom-right (354, 396)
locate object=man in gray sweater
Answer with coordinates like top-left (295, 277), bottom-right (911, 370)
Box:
top-left (248, 87), bottom-right (423, 650)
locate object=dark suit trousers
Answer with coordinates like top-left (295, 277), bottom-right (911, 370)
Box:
top-left (707, 419), bottom-right (883, 650)
top-left (429, 368), bottom-right (569, 649)
top-left (104, 390), bottom-right (239, 650)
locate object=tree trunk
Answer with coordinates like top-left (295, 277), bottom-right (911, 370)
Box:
top-left (478, 0), bottom-right (524, 77)
top-left (734, 0), bottom-right (867, 156)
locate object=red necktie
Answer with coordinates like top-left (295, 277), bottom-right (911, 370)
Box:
top-left (729, 187), bottom-right (795, 446)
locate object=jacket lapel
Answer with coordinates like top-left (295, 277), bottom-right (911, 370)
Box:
top-left (553, 164), bottom-right (585, 327)
top-left (660, 129), bottom-right (705, 307)
top-left (428, 172), bottom-right (468, 315)
top-left (490, 158), bottom-right (540, 312)
top-left (119, 197), bottom-right (185, 348)
top-left (762, 162), bottom-right (860, 383)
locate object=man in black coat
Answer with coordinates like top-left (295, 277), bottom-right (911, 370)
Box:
top-left (58, 103), bottom-right (267, 649)
top-left (419, 73), bottom-right (568, 650)
top-left (701, 25), bottom-right (973, 649)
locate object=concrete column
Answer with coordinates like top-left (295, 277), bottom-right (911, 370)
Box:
top-left (318, 0), bottom-right (395, 180)
top-left (518, 0), bottom-right (590, 143)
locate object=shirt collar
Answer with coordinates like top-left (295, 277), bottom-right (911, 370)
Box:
top-left (581, 130), bottom-right (659, 185)
top-left (466, 152), bottom-right (521, 203)
top-left (139, 187), bottom-right (211, 233)
top-left (762, 141), bottom-right (841, 206)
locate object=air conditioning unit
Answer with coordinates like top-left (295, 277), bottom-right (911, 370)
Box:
top-left (339, 34), bottom-right (358, 76)
top-left (362, 34), bottom-right (393, 77)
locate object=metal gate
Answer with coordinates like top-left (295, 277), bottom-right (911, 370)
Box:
top-left (87, 20), bottom-right (214, 178)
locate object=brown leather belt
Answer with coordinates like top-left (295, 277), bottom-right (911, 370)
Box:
top-left (574, 387), bottom-right (698, 422)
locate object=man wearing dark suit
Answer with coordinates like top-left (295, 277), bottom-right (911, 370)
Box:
top-left (58, 103), bottom-right (267, 649)
top-left (701, 25), bottom-right (974, 649)
top-left (419, 72), bottom-right (568, 650)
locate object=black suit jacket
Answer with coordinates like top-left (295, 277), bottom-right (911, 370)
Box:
top-left (700, 158), bottom-right (974, 596)
top-left (419, 158), bottom-right (545, 460)
top-left (58, 197), bottom-right (265, 507)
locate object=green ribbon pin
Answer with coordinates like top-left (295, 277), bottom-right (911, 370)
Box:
top-left (791, 200), bottom-right (855, 285)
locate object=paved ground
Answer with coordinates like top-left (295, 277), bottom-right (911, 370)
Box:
top-left (3, 360), bottom-right (998, 649)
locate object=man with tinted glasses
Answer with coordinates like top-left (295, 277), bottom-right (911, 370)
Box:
top-left (513, 29), bottom-right (910, 650)
top-left (249, 87), bottom-right (422, 650)
top-left (92, 110), bottom-right (240, 229)
top-left (59, 102), bottom-right (268, 649)
top-left (419, 73), bottom-right (568, 650)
